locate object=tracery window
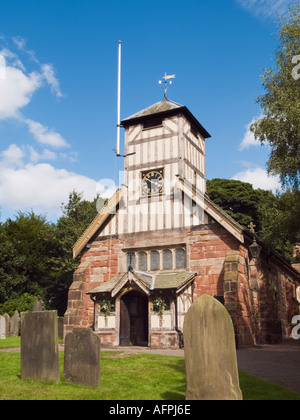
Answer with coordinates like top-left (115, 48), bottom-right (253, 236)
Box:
top-left (175, 248), bottom-right (185, 269)
top-left (126, 252), bottom-right (135, 270)
top-left (138, 252), bottom-right (147, 271)
top-left (162, 250), bottom-right (172, 270)
top-left (150, 250), bottom-right (160, 271)
top-left (125, 246), bottom-right (186, 272)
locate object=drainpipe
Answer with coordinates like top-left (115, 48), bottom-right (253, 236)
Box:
top-left (174, 292), bottom-right (184, 349)
top-left (89, 294), bottom-right (97, 331)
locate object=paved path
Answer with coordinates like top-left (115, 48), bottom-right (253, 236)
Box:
top-left (236, 340), bottom-right (300, 394)
top-left (1, 340), bottom-right (300, 394)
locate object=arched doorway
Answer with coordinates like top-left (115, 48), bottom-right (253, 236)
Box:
top-left (119, 290), bottom-right (149, 346)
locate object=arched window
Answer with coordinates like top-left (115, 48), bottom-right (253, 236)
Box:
top-left (175, 248), bottom-right (185, 269)
top-left (126, 252), bottom-right (135, 270)
top-left (162, 249), bottom-right (172, 270)
top-left (138, 252), bottom-right (147, 271)
top-left (150, 250), bottom-right (160, 271)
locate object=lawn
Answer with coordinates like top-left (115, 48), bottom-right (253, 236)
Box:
top-left (0, 338), bottom-right (300, 401)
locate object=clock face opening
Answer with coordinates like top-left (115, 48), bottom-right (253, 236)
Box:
top-left (141, 168), bottom-right (164, 196)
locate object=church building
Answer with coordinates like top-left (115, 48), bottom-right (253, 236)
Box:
top-left (64, 94), bottom-right (300, 349)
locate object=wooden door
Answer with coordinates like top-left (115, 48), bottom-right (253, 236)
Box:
top-left (119, 299), bottom-right (130, 346)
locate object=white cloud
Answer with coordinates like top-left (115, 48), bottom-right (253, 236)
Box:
top-left (0, 39), bottom-right (83, 220)
top-left (236, 0), bottom-right (294, 18)
top-left (0, 155), bottom-right (98, 219)
top-left (232, 167), bottom-right (281, 192)
top-left (0, 144), bottom-right (24, 167)
top-left (0, 64), bottom-right (42, 120)
top-left (25, 118), bottom-right (69, 148)
top-left (27, 146), bottom-right (57, 163)
top-left (10, 37), bottom-right (63, 99)
top-left (239, 117), bottom-right (261, 150)
top-left (41, 63), bottom-right (63, 98)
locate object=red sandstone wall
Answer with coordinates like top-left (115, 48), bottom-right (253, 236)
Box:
top-left (189, 226), bottom-right (241, 299)
top-left (64, 224), bottom-right (300, 348)
top-left (64, 239), bottom-right (119, 337)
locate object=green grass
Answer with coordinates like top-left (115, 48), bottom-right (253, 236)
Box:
top-left (0, 348), bottom-right (300, 400)
top-left (0, 336), bottom-right (21, 349)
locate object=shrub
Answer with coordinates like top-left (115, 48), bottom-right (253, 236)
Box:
top-left (0, 293), bottom-right (38, 317)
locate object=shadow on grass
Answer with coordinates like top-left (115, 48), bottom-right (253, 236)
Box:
top-left (160, 358), bottom-right (186, 400)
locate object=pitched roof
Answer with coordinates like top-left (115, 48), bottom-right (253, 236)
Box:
top-left (88, 270), bottom-right (196, 296)
top-left (175, 176), bottom-right (245, 243)
top-left (121, 97), bottom-right (211, 139)
top-left (121, 97), bottom-right (183, 121)
top-left (73, 187), bottom-right (125, 258)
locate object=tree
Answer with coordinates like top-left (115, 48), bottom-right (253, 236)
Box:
top-left (206, 178), bottom-right (266, 230)
top-left (0, 221), bottom-right (27, 303)
top-left (250, 3), bottom-right (300, 189)
top-left (207, 178), bottom-right (300, 262)
top-left (1, 212), bottom-right (57, 303)
top-left (47, 191), bottom-right (103, 315)
top-left (257, 189), bottom-right (300, 262)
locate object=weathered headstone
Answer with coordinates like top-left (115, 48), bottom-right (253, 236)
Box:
top-left (3, 314), bottom-right (10, 337)
top-left (58, 317), bottom-right (64, 339)
top-left (33, 299), bottom-right (45, 312)
top-left (64, 328), bottom-right (101, 387)
top-left (21, 310), bottom-right (59, 383)
top-left (183, 294), bottom-right (242, 400)
top-left (10, 311), bottom-right (20, 337)
top-left (0, 316), bottom-right (6, 339)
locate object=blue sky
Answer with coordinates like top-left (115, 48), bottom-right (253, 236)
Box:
top-left (0, 0), bottom-right (297, 222)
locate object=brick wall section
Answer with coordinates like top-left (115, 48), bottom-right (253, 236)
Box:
top-left (189, 225), bottom-right (240, 299)
top-left (64, 239), bottom-right (119, 337)
top-left (223, 251), bottom-right (258, 348)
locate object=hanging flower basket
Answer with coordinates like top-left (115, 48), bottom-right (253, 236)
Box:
top-left (152, 297), bottom-right (166, 320)
top-left (99, 299), bottom-right (114, 320)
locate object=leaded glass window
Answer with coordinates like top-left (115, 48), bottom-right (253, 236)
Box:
top-left (126, 252), bottom-right (135, 270)
top-left (175, 248), bottom-right (185, 269)
top-left (138, 252), bottom-right (147, 271)
top-left (162, 249), bottom-right (172, 270)
top-left (150, 250), bottom-right (160, 271)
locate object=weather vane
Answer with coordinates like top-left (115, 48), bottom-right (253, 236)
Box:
top-left (159, 72), bottom-right (175, 98)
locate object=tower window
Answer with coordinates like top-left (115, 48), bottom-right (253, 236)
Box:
top-left (143, 117), bottom-right (163, 130)
top-left (191, 124), bottom-right (199, 138)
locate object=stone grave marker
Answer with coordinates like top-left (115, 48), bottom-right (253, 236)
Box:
top-left (10, 311), bottom-right (20, 337)
top-left (0, 316), bottom-right (6, 339)
top-left (3, 314), bottom-right (10, 336)
top-left (64, 328), bottom-right (101, 387)
top-left (33, 299), bottom-right (45, 312)
top-left (21, 310), bottom-right (59, 383)
top-left (58, 317), bottom-right (64, 339)
top-left (183, 294), bottom-right (242, 400)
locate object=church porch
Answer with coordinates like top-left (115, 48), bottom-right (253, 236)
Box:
top-left (88, 269), bottom-right (196, 349)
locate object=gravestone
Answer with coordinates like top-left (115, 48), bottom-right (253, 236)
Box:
top-left (10, 311), bottom-right (20, 336)
top-left (64, 328), bottom-right (101, 387)
top-left (3, 314), bottom-right (10, 336)
top-left (0, 316), bottom-right (6, 339)
top-left (21, 310), bottom-right (59, 383)
top-left (183, 294), bottom-right (242, 400)
top-left (58, 317), bottom-right (64, 339)
top-left (33, 299), bottom-right (45, 312)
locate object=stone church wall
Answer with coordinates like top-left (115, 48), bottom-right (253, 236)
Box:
top-left (64, 239), bottom-right (120, 336)
top-left (64, 224), bottom-right (299, 348)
